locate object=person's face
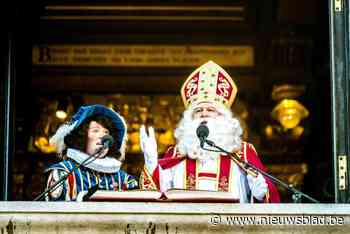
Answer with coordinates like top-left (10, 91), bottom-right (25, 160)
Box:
top-left (85, 121), bottom-right (110, 158)
top-left (192, 102), bottom-right (222, 120)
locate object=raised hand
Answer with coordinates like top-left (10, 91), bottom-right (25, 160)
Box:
top-left (139, 125), bottom-right (158, 173)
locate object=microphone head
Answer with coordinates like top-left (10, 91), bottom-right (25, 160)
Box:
top-left (196, 122), bottom-right (209, 138)
top-left (101, 135), bottom-right (114, 148)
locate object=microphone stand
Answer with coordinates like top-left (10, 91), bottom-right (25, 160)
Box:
top-left (202, 139), bottom-right (319, 203)
top-left (33, 145), bottom-right (107, 201)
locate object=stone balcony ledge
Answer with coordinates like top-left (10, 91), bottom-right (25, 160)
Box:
top-left (1, 202), bottom-right (350, 234)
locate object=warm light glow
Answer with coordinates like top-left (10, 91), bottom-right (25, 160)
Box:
top-left (34, 136), bottom-right (56, 153)
top-left (264, 125), bottom-right (274, 138)
top-left (271, 99), bottom-right (309, 129)
top-left (278, 108), bottom-right (301, 129)
top-left (56, 110), bottom-right (67, 120)
top-left (291, 126), bottom-right (304, 139)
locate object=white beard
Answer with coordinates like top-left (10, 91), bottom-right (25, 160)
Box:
top-left (174, 108), bottom-right (243, 162)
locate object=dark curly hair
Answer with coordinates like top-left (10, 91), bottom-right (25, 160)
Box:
top-left (63, 115), bottom-right (122, 160)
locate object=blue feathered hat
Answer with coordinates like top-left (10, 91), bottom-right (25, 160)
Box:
top-left (50, 104), bottom-right (127, 158)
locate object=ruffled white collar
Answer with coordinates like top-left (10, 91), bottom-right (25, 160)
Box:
top-left (66, 148), bottom-right (121, 173)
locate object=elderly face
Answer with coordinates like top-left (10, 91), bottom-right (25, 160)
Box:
top-left (85, 121), bottom-right (110, 158)
top-left (192, 102), bottom-right (222, 120)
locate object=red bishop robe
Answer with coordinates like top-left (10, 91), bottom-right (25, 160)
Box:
top-left (140, 141), bottom-right (280, 203)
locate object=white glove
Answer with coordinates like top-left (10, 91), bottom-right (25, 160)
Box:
top-left (247, 173), bottom-right (268, 201)
top-left (140, 125), bottom-right (158, 173)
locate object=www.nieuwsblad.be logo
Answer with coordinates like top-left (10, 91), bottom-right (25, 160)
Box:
top-left (209, 214), bottom-right (344, 226)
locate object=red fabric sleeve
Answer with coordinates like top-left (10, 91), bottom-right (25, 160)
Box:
top-left (245, 143), bottom-right (281, 203)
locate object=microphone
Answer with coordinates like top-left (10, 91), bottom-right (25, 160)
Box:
top-left (101, 135), bottom-right (114, 148)
top-left (196, 122), bottom-right (209, 148)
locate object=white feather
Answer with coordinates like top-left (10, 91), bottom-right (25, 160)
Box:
top-left (49, 121), bottom-right (78, 157)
